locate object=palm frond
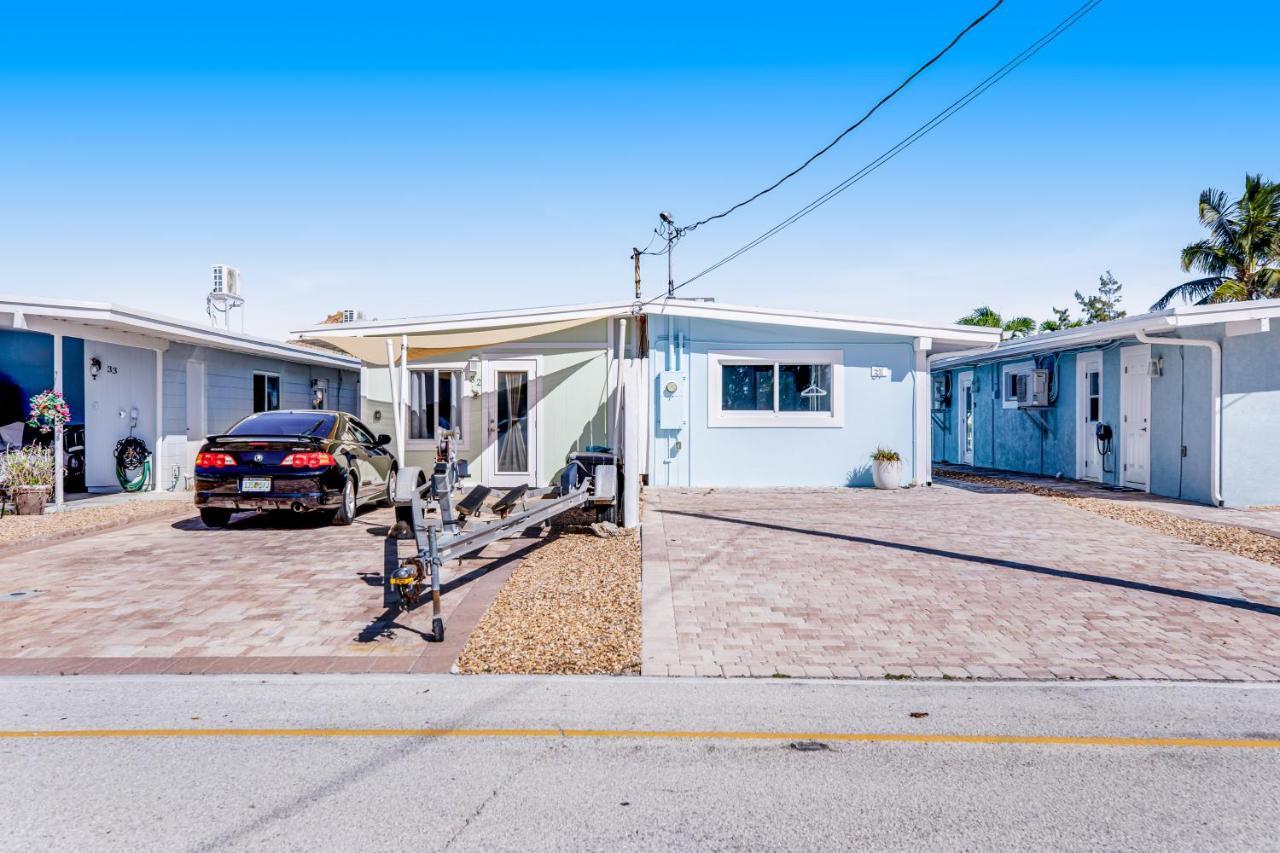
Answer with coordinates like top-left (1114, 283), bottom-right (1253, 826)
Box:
top-left (1197, 187), bottom-right (1237, 245)
top-left (1180, 239), bottom-right (1236, 276)
top-left (1204, 280), bottom-right (1249, 303)
top-left (1150, 277), bottom-right (1223, 310)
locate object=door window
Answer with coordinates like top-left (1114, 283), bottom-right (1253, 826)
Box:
top-left (495, 371), bottom-right (529, 474)
top-left (253, 373), bottom-right (280, 413)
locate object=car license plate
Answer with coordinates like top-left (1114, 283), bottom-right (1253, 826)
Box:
top-left (241, 477), bottom-right (272, 493)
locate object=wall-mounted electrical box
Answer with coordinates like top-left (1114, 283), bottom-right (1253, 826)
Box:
top-left (658, 370), bottom-right (687, 431)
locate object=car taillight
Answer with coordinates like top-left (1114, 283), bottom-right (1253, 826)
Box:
top-left (280, 452), bottom-right (336, 468)
top-left (195, 452), bottom-right (236, 468)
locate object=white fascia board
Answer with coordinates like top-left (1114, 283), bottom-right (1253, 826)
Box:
top-left (0, 295), bottom-right (359, 369)
top-left (1171, 297), bottom-right (1280, 327)
top-left (931, 315), bottom-right (1181, 370)
top-left (645, 299), bottom-right (1002, 346)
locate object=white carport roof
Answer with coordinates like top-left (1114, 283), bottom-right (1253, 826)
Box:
top-left (290, 297), bottom-right (1001, 363)
top-left (0, 295), bottom-right (359, 369)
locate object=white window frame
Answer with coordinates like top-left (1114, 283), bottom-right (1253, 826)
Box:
top-left (1001, 361), bottom-right (1034, 410)
top-left (707, 350), bottom-right (844, 428)
top-left (405, 364), bottom-right (470, 451)
top-left (252, 371), bottom-right (281, 413)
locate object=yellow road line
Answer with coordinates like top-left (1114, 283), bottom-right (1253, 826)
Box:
top-left (0, 727), bottom-right (1277, 749)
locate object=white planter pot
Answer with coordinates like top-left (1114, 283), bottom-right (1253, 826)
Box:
top-left (871, 460), bottom-right (903, 490)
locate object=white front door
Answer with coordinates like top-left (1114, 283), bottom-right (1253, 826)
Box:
top-left (957, 371), bottom-right (974, 465)
top-left (1120, 345), bottom-right (1151, 490)
top-left (1076, 352), bottom-right (1104, 482)
top-left (482, 359), bottom-right (539, 487)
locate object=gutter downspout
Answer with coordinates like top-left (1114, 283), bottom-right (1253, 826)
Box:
top-left (1134, 327), bottom-right (1222, 506)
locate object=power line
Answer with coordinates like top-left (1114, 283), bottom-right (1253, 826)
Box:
top-left (641, 0), bottom-right (1103, 308)
top-left (680, 0), bottom-right (1004, 235)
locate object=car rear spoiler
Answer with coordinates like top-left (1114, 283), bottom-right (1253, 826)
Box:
top-left (206, 433), bottom-right (327, 445)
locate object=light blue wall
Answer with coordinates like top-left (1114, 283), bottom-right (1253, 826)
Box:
top-left (1221, 323), bottom-right (1280, 507)
top-left (649, 315), bottom-right (920, 488)
top-left (162, 343), bottom-right (359, 435)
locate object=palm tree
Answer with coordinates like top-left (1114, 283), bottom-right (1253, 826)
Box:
top-left (1151, 174), bottom-right (1280, 309)
top-left (956, 306), bottom-right (1036, 339)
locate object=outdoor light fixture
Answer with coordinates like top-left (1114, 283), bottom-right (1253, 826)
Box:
top-left (89, 357), bottom-right (102, 380)
top-left (1148, 356), bottom-right (1164, 377)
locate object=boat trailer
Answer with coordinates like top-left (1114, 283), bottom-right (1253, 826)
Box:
top-left (385, 441), bottom-right (617, 641)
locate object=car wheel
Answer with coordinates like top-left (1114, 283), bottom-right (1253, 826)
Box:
top-left (332, 476), bottom-right (357, 526)
top-left (379, 467), bottom-right (398, 508)
top-left (200, 507), bottom-right (232, 528)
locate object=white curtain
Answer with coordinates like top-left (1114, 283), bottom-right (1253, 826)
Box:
top-left (496, 374), bottom-right (527, 473)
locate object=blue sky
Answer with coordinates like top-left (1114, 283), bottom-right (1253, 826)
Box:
top-left (2, 1), bottom-right (1278, 339)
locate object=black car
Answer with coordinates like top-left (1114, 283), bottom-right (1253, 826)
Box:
top-left (193, 410), bottom-right (396, 527)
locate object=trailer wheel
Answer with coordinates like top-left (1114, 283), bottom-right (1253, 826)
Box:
top-left (432, 617), bottom-right (445, 642)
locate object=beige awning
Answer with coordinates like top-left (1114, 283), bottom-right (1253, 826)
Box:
top-left (296, 316), bottom-right (601, 364)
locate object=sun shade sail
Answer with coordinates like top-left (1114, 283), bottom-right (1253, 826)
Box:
top-left (295, 317), bottom-right (602, 364)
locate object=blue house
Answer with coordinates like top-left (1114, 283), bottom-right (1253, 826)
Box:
top-left (2, 295), bottom-right (359, 500)
top-left (930, 298), bottom-right (1280, 508)
top-left (644, 300), bottom-right (997, 488)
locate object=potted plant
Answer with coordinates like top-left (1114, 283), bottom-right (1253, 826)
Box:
top-left (2, 446), bottom-right (55, 515)
top-left (870, 447), bottom-right (903, 490)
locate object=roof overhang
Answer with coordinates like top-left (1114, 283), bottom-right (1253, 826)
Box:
top-left (0, 295), bottom-right (360, 370)
top-left (932, 296), bottom-right (1280, 370)
top-left (290, 297), bottom-right (1001, 362)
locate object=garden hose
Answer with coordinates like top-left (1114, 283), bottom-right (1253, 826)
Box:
top-left (114, 435), bottom-right (153, 492)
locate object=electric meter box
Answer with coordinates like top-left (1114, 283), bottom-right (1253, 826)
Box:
top-left (658, 371), bottom-right (687, 431)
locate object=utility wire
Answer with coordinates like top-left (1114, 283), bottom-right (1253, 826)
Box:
top-left (642, 0), bottom-right (1102, 308)
top-left (680, 0), bottom-right (1004, 234)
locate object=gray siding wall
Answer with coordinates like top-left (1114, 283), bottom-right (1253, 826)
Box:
top-left (162, 344), bottom-right (358, 436)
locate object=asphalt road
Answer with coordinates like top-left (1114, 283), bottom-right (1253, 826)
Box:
top-left (2, 675), bottom-right (1278, 852)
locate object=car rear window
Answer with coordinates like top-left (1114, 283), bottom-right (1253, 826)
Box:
top-left (227, 413), bottom-right (336, 437)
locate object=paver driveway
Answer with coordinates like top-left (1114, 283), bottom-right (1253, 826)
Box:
top-left (641, 484), bottom-right (1280, 680)
top-left (0, 507), bottom-right (532, 675)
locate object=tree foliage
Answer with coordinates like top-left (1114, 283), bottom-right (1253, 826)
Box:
top-left (1075, 271), bottom-right (1126, 323)
top-left (1152, 174), bottom-right (1280, 309)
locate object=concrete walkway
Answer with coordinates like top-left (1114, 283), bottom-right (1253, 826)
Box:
top-left (641, 485), bottom-right (1280, 680)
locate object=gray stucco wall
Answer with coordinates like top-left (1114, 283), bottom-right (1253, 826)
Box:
top-left (162, 344), bottom-right (359, 436)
